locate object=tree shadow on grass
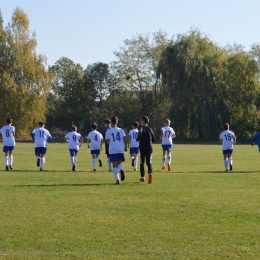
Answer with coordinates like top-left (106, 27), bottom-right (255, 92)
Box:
top-left (171, 171), bottom-right (259, 174)
top-left (8, 183), bottom-right (115, 188)
top-left (2, 169), bottom-right (97, 173)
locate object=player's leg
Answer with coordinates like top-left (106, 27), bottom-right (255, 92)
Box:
top-left (140, 150), bottom-right (145, 181)
top-left (39, 147), bottom-right (47, 171)
top-left (110, 155), bottom-right (120, 184)
top-left (106, 144), bottom-right (112, 171)
top-left (146, 150), bottom-right (153, 184)
top-left (117, 154), bottom-right (125, 181)
top-left (8, 150), bottom-right (13, 170)
top-left (133, 153), bottom-right (138, 171)
top-left (70, 149), bottom-right (76, 171)
top-left (35, 148), bottom-right (40, 167)
top-left (3, 146), bottom-right (9, 171)
top-left (162, 146), bottom-right (166, 170)
top-left (228, 150), bottom-right (233, 171)
top-left (167, 148), bottom-right (172, 171)
top-left (95, 150), bottom-right (102, 167)
top-left (223, 151), bottom-right (229, 171)
top-left (91, 153), bottom-right (96, 171)
top-left (129, 148), bottom-right (134, 167)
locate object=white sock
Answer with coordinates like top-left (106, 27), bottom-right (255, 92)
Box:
top-left (71, 157), bottom-right (75, 166)
top-left (134, 158), bottom-right (138, 169)
top-left (40, 158), bottom-right (45, 168)
top-left (92, 159), bottom-right (96, 169)
top-left (96, 156), bottom-right (100, 161)
top-left (168, 155), bottom-right (171, 164)
top-left (224, 159), bottom-right (228, 170)
top-left (9, 155), bottom-right (13, 166)
top-left (36, 156), bottom-right (39, 161)
top-left (113, 167), bottom-right (119, 180)
top-left (228, 157), bottom-right (232, 166)
top-left (162, 156), bottom-right (166, 166)
top-left (5, 156), bottom-right (8, 166)
top-left (107, 158), bottom-right (112, 170)
top-left (118, 164), bottom-right (123, 171)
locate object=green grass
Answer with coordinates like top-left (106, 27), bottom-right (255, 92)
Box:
top-left (1, 143), bottom-right (260, 259)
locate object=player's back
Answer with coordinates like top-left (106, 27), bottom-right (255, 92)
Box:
top-left (128, 129), bottom-right (139, 148)
top-left (161, 126), bottom-right (175, 145)
top-left (65, 131), bottom-right (81, 149)
top-left (106, 127), bottom-right (125, 154)
top-left (220, 130), bottom-right (235, 149)
top-left (0, 125), bottom-right (15, 146)
top-left (87, 130), bottom-right (103, 150)
top-left (32, 127), bottom-right (52, 147)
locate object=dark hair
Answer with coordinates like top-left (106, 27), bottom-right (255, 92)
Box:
top-left (92, 123), bottom-right (97, 130)
top-left (39, 121), bottom-right (44, 127)
top-left (104, 119), bottom-right (111, 125)
top-left (7, 118), bottom-right (12, 124)
top-left (72, 125), bottom-right (77, 131)
top-left (111, 116), bottom-right (118, 125)
top-left (141, 116), bottom-right (149, 124)
top-left (133, 122), bottom-right (139, 128)
top-left (224, 123), bottom-right (229, 130)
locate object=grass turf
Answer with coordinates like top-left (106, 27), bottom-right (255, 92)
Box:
top-left (0, 143), bottom-right (260, 259)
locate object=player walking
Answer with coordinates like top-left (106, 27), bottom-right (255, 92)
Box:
top-left (102, 119), bottom-right (112, 172)
top-left (128, 122), bottom-right (139, 171)
top-left (0, 118), bottom-right (15, 171)
top-left (136, 116), bottom-right (156, 184)
top-left (31, 121), bottom-right (52, 171)
top-left (87, 123), bottom-right (103, 171)
top-left (65, 125), bottom-right (83, 171)
top-left (161, 119), bottom-right (176, 171)
top-left (251, 131), bottom-right (260, 152)
top-left (105, 116), bottom-right (127, 184)
top-left (219, 123), bottom-right (236, 172)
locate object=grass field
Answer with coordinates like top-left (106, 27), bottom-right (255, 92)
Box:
top-left (1, 143), bottom-right (260, 259)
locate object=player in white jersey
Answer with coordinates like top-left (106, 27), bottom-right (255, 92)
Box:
top-left (31, 121), bottom-right (52, 171)
top-left (160, 119), bottom-right (176, 171)
top-left (65, 125), bottom-right (83, 171)
top-left (219, 123), bottom-right (236, 171)
top-left (128, 122), bottom-right (139, 171)
top-left (105, 116), bottom-right (127, 184)
top-left (87, 123), bottom-right (103, 171)
top-left (0, 118), bottom-right (15, 171)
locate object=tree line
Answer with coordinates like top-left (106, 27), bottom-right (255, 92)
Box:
top-left (1, 8), bottom-right (260, 139)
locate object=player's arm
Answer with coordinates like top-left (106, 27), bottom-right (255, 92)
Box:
top-left (47, 132), bottom-right (52, 141)
top-left (86, 138), bottom-right (90, 148)
top-left (100, 137), bottom-right (103, 150)
top-left (124, 136), bottom-right (127, 152)
top-left (251, 133), bottom-right (259, 146)
top-left (151, 129), bottom-right (156, 143)
top-left (233, 135), bottom-right (236, 145)
top-left (172, 132), bottom-right (176, 139)
top-left (219, 138), bottom-right (223, 144)
top-left (136, 127), bottom-right (143, 141)
top-left (30, 130), bottom-right (35, 141)
top-left (128, 135), bottom-right (131, 148)
top-left (160, 129), bottom-right (164, 140)
top-left (79, 136), bottom-right (83, 147)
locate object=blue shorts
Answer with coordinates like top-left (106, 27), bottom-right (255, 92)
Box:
top-left (223, 149), bottom-right (233, 155)
top-left (130, 147), bottom-right (139, 154)
top-left (3, 146), bottom-right (14, 153)
top-left (35, 147), bottom-right (47, 155)
top-left (162, 145), bottom-right (172, 152)
top-left (110, 153), bottom-right (125, 162)
top-left (69, 149), bottom-right (78, 156)
top-left (91, 150), bottom-right (100, 155)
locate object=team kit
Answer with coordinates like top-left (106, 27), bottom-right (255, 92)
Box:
top-left (0, 117), bottom-right (252, 184)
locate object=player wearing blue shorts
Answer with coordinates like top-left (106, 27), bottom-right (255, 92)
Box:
top-left (31, 121), bottom-right (52, 171)
top-left (87, 123), bottom-right (103, 171)
top-left (0, 118), bottom-right (16, 171)
top-left (128, 122), bottom-right (139, 171)
top-left (160, 119), bottom-right (176, 171)
top-left (251, 132), bottom-right (260, 154)
top-left (65, 125), bottom-right (83, 171)
top-left (219, 123), bottom-right (236, 172)
top-left (105, 116), bottom-right (127, 184)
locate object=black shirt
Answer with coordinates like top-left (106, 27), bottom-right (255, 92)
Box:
top-left (137, 125), bottom-right (156, 151)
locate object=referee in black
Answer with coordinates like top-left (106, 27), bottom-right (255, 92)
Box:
top-left (136, 116), bottom-right (155, 184)
top-left (102, 119), bottom-right (112, 172)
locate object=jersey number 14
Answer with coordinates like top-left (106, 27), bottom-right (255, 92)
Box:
top-left (111, 132), bottom-right (121, 142)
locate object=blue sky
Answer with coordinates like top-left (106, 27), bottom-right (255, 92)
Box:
top-left (1, 0), bottom-right (260, 68)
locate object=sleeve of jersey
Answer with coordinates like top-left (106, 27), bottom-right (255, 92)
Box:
top-left (30, 131), bottom-right (35, 141)
top-left (47, 132), bottom-right (52, 141)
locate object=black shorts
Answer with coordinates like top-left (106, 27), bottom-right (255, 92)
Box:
top-left (105, 143), bottom-right (110, 157)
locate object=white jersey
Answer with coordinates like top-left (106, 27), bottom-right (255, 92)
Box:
top-left (161, 126), bottom-right (175, 145)
top-left (220, 130), bottom-right (236, 150)
top-left (128, 129), bottom-right (139, 148)
top-left (87, 130), bottom-right (103, 150)
top-left (65, 131), bottom-right (82, 150)
top-left (105, 127), bottom-right (125, 154)
top-left (0, 125), bottom-right (15, 146)
top-left (31, 127), bottom-right (52, 148)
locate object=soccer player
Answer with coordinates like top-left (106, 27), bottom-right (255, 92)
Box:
top-left (0, 118), bottom-right (15, 171)
top-left (219, 123), bottom-right (236, 171)
top-left (87, 123), bottom-right (103, 171)
top-left (31, 121), bottom-right (52, 171)
top-left (136, 116), bottom-right (155, 184)
top-left (65, 125), bottom-right (83, 171)
top-left (251, 131), bottom-right (260, 153)
top-left (105, 116), bottom-right (127, 184)
top-left (128, 122), bottom-right (139, 171)
top-left (102, 119), bottom-right (112, 172)
top-left (161, 119), bottom-right (176, 171)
